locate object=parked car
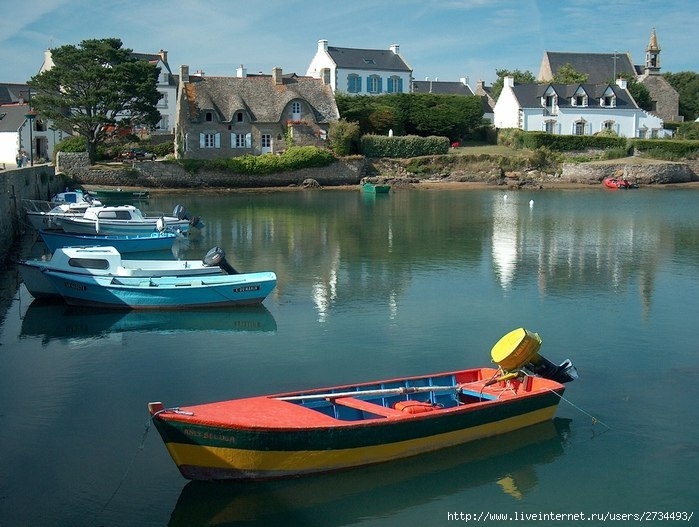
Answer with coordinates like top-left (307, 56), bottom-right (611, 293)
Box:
top-left (120, 149), bottom-right (156, 161)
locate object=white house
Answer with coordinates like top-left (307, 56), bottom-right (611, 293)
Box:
top-left (306, 40), bottom-right (412, 96)
top-left (0, 102), bottom-right (68, 167)
top-left (493, 76), bottom-right (668, 138)
top-left (41, 48), bottom-right (177, 135)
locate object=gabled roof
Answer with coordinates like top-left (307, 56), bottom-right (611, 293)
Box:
top-left (511, 82), bottom-right (638, 110)
top-left (182, 74), bottom-right (338, 124)
top-left (0, 104), bottom-right (30, 132)
top-left (326, 46), bottom-right (411, 72)
top-left (411, 80), bottom-right (474, 96)
top-left (540, 51), bottom-right (636, 84)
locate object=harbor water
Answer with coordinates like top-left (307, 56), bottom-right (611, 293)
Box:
top-left (1, 187), bottom-right (698, 526)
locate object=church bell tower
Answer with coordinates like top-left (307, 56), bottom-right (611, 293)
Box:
top-left (645, 28), bottom-right (661, 75)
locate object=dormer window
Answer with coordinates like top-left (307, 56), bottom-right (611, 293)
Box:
top-left (543, 95), bottom-right (556, 107)
top-left (205, 112), bottom-right (213, 122)
top-left (602, 95), bottom-right (615, 107)
top-left (363, 58), bottom-right (376, 65)
top-left (236, 112), bottom-right (244, 122)
top-left (573, 95), bottom-right (587, 107)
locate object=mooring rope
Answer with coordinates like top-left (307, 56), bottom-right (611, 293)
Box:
top-left (93, 416), bottom-right (154, 521)
top-left (548, 387), bottom-right (612, 430)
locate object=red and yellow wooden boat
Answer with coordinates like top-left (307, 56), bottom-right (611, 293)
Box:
top-left (149, 328), bottom-right (577, 481)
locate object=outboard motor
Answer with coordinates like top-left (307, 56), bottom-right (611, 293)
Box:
top-left (202, 246), bottom-right (239, 275)
top-left (490, 328), bottom-right (578, 384)
top-left (173, 204), bottom-right (190, 220)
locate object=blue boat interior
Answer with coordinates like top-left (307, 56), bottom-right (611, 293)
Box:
top-left (294, 373), bottom-right (496, 421)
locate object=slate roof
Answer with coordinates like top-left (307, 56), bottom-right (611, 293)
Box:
top-left (411, 80), bottom-right (474, 96)
top-left (182, 74), bottom-right (339, 124)
top-left (326, 46), bottom-right (411, 72)
top-left (511, 83), bottom-right (638, 110)
top-left (0, 104), bottom-right (30, 132)
top-left (540, 51), bottom-right (636, 84)
top-left (0, 83), bottom-right (30, 105)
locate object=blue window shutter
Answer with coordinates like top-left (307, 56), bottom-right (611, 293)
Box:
top-left (398, 77), bottom-right (403, 93)
top-left (378, 77), bottom-right (383, 93)
top-left (245, 133), bottom-right (252, 148)
top-left (215, 133), bottom-right (221, 148)
top-left (231, 133), bottom-right (236, 147)
top-left (357, 76), bottom-right (362, 92)
top-left (367, 76), bottom-right (372, 92)
top-left (199, 133), bottom-right (205, 148)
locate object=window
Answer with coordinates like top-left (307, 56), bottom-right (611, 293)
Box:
top-left (545, 120), bottom-right (556, 134)
top-left (261, 134), bottom-right (271, 148)
top-left (573, 95), bottom-right (586, 106)
top-left (291, 101), bottom-right (301, 121)
top-left (363, 58), bottom-right (375, 65)
top-left (574, 121), bottom-right (586, 136)
top-left (603, 120), bottom-right (615, 131)
top-left (200, 132), bottom-right (220, 148)
top-left (387, 76), bottom-right (402, 93)
top-left (157, 92), bottom-right (168, 108)
top-left (231, 133), bottom-right (251, 148)
top-left (367, 74), bottom-right (382, 94)
top-left (236, 112), bottom-right (244, 122)
top-left (602, 95), bottom-right (614, 107)
top-left (347, 74), bottom-right (361, 93)
top-left (205, 112), bottom-right (213, 122)
top-left (321, 68), bottom-right (331, 85)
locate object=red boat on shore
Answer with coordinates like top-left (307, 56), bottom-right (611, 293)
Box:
top-left (604, 177), bottom-right (638, 189)
top-left (149, 328), bottom-right (577, 481)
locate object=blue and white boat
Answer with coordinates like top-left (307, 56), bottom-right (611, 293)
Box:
top-left (54, 204), bottom-right (201, 236)
top-left (41, 268), bottom-right (277, 310)
top-left (39, 229), bottom-right (178, 254)
top-left (17, 245), bottom-right (232, 300)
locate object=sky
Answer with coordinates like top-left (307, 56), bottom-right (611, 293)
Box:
top-left (1, 0), bottom-right (697, 87)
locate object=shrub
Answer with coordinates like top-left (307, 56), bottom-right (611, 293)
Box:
top-left (360, 135), bottom-right (450, 157)
top-left (54, 135), bottom-right (86, 155)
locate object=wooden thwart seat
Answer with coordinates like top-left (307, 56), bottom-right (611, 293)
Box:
top-left (330, 397), bottom-right (404, 417)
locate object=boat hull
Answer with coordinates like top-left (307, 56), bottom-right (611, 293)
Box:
top-left (43, 269), bottom-right (277, 309)
top-left (150, 368), bottom-right (565, 480)
top-left (362, 183), bottom-right (390, 193)
top-left (39, 230), bottom-right (177, 253)
top-left (55, 217), bottom-right (191, 236)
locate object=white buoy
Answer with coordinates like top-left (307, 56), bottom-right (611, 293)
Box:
top-left (503, 194), bottom-right (508, 200)
top-left (529, 199), bottom-right (534, 207)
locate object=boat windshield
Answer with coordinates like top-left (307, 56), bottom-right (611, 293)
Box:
top-left (67, 257), bottom-right (110, 270)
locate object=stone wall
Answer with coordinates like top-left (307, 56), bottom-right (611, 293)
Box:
top-left (0, 164), bottom-right (64, 265)
top-left (56, 152), bottom-right (366, 188)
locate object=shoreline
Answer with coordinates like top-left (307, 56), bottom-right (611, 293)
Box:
top-left (83, 179), bottom-right (699, 195)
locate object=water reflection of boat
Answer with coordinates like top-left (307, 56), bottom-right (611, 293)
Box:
top-left (20, 301), bottom-right (276, 343)
top-left (167, 418), bottom-right (571, 526)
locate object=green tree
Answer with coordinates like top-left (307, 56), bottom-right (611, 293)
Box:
top-left (664, 71), bottom-right (699, 121)
top-left (625, 77), bottom-right (653, 112)
top-left (491, 69), bottom-right (537, 100)
top-left (328, 119), bottom-right (361, 155)
top-left (551, 63), bottom-right (589, 84)
top-left (28, 38), bottom-right (162, 164)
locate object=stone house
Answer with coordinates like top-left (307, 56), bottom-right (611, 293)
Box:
top-left (494, 76), bottom-right (668, 138)
top-left (306, 40), bottom-right (412, 96)
top-left (174, 66), bottom-right (339, 159)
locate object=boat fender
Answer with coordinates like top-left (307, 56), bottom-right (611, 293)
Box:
top-left (202, 246), bottom-right (240, 275)
top-left (394, 401), bottom-right (442, 414)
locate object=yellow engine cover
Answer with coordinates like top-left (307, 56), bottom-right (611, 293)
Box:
top-left (491, 328), bottom-right (542, 371)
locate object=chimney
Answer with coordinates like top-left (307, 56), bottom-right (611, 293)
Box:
top-left (180, 65), bottom-right (189, 83)
top-left (389, 44), bottom-right (400, 54)
top-left (272, 67), bottom-right (283, 85)
top-left (616, 77), bottom-right (628, 90)
top-left (159, 49), bottom-right (168, 63)
top-left (477, 80), bottom-right (485, 90)
top-left (318, 39), bottom-right (328, 52)
top-left (504, 76), bottom-right (515, 88)
top-left (460, 76), bottom-right (469, 87)
top-left (236, 64), bottom-right (247, 78)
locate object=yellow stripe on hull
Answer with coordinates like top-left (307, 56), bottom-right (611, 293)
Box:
top-left (165, 406), bottom-right (558, 477)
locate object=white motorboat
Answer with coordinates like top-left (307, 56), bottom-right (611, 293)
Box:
top-left (17, 245), bottom-right (235, 299)
top-left (23, 190), bottom-right (103, 231)
top-left (54, 204), bottom-right (201, 236)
